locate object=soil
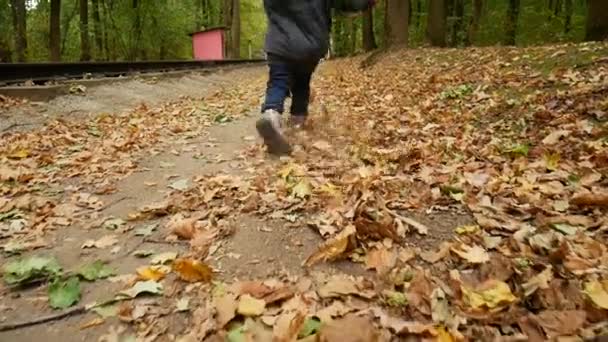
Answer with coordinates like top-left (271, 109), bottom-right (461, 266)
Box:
top-left (0, 64), bottom-right (471, 342)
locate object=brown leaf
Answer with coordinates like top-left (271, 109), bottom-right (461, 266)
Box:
top-left (237, 294), bottom-right (266, 317)
top-left (532, 310), bottom-right (586, 339)
top-left (214, 293), bottom-right (237, 327)
top-left (235, 281), bottom-right (273, 299)
top-left (370, 307), bottom-right (438, 337)
top-left (273, 310), bottom-right (306, 342)
top-left (318, 275), bottom-right (375, 299)
top-left (518, 316), bottom-right (545, 342)
top-left (570, 192), bottom-right (608, 208)
top-left (365, 247), bottom-right (396, 272)
top-left (407, 271), bottom-right (434, 316)
top-left (451, 244), bottom-right (490, 264)
top-left (354, 212), bottom-right (399, 241)
top-left (304, 224), bottom-right (355, 267)
top-left (262, 285), bottom-right (295, 305)
top-left (167, 214), bottom-right (197, 240)
top-left (317, 315), bottom-right (380, 342)
top-left (420, 242), bottom-right (452, 263)
top-left (315, 301), bottom-right (355, 323)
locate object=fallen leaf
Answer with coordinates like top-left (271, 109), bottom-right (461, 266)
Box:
top-left (103, 218), bottom-right (125, 230)
top-left (317, 315), bottom-right (379, 342)
top-left (81, 235), bottom-right (118, 249)
top-left (570, 192), bottom-right (608, 208)
top-left (532, 310), bottom-right (586, 339)
top-left (92, 303), bottom-right (120, 318)
top-left (175, 297), bottom-right (190, 312)
top-left (315, 300), bottom-right (355, 323)
top-left (237, 294), bottom-right (266, 316)
top-left (551, 223), bottom-right (580, 235)
top-left (136, 265), bottom-right (169, 281)
top-left (542, 130), bottom-right (570, 145)
top-left (420, 242), bottom-right (452, 263)
top-left (214, 293), bottom-right (238, 327)
top-left (298, 317), bottom-right (322, 339)
top-left (583, 280), bottom-right (608, 309)
top-left (2, 256), bottom-right (62, 285)
top-left (304, 225), bottom-right (355, 267)
top-left (172, 258), bottom-right (213, 282)
top-left (451, 244), bottom-right (490, 264)
top-left (77, 261), bottom-right (115, 281)
top-left (292, 180), bottom-right (312, 198)
top-left (454, 225), bottom-right (480, 235)
top-left (169, 179), bottom-right (189, 191)
top-left (117, 280), bottom-right (163, 299)
top-left (461, 280), bottom-right (516, 310)
top-left (273, 310), bottom-right (306, 342)
top-left (167, 214), bottom-right (197, 240)
top-left (48, 277), bottom-right (81, 309)
top-left (318, 275), bottom-right (375, 299)
top-left (80, 317), bottom-right (105, 330)
top-left (132, 250), bottom-right (154, 258)
top-left (134, 224), bottom-right (157, 237)
top-left (383, 290), bottom-right (408, 307)
top-left (365, 247), bottom-right (396, 272)
top-left (522, 266), bottom-right (553, 297)
top-left (150, 251), bottom-right (178, 265)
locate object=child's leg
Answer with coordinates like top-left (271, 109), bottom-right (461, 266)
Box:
top-left (262, 56), bottom-right (291, 114)
top-left (289, 59), bottom-right (319, 118)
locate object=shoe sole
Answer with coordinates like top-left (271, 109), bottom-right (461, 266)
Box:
top-left (256, 117), bottom-right (292, 155)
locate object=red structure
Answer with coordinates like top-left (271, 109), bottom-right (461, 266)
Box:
top-left (190, 27), bottom-right (226, 60)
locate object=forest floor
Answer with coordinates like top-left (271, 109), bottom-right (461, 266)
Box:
top-left (0, 42), bottom-right (607, 342)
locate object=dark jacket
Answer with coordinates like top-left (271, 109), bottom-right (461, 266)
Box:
top-left (263, 0), bottom-right (370, 61)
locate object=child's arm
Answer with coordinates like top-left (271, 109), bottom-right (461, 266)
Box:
top-left (332, 0), bottom-right (375, 12)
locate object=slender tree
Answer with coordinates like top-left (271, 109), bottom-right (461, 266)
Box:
top-left (585, 0), bottom-right (608, 41)
top-left (467, 0), bottom-right (484, 45)
top-left (92, 0), bottom-right (103, 59)
top-left (10, 0), bottom-right (27, 62)
top-left (362, 7), bottom-right (377, 51)
top-left (386, 0), bottom-right (410, 46)
top-left (503, 0), bottom-right (520, 45)
top-left (50, 0), bottom-right (61, 61)
top-left (79, 0), bottom-right (91, 61)
top-left (427, 0), bottom-right (447, 47)
top-left (232, 0), bottom-right (240, 58)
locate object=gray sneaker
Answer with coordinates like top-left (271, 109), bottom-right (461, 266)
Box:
top-left (256, 110), bottom-right (292, 155)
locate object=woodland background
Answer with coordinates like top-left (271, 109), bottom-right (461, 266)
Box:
top-left (1, 0), bottom-right (607, 63)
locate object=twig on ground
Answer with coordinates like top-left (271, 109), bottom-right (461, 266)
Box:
top-left (143, 238), bottom-right (189, 246)
top-left (1, 123), bottom-right (37, 133)
top-left (98, 196), bottom-right (131, 212)
top-left (0, 305), bottom-right (87, 332)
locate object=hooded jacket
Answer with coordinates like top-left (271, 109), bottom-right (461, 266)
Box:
top-left (263, 0), bottom-right (371, 61)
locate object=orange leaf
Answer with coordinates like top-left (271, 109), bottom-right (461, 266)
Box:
top-left (136, 266), bottom-right (168, 281)
top-left (172, 258), bottom-right (213, 283)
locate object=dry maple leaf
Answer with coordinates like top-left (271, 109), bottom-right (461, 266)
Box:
top-left (304, 224), bottom-right (355, 267)
top-left (136, 266), bottom-right (169, 281)
top-left (451, 244), bottom-right (490, 264)
top-left (172, 258), bottom-right (213, 283)
top-left (365, 247), bottom-right (397, 272)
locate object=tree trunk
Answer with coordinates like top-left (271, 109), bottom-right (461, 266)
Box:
top-left (503, 0), bottom-right (520, 45)
top-left (585, 0), bottom-right (608, 41)
top-left (79, 0), bottom-right (91, 61)
top-left (91, 0), bottom-right (103, 59)
top-left (362, 7), bottom-right (377, 51)
top-left (564, 0), bottom-right (572, 34)
top-left (223, 0), bottom-right (233, 57)
top-left (349, 18), bottom-right (358, 54)
top-left (10, 0), bottom-right (27, 62)
top-left (386, 0), bottom-right (410, 46)
top-left (450, 0), bottom-right (465, 46)
top-left (415, 0), bottom-right (422, 28)
top-left (427, 0), bottom-right (447, 47)
top-left (101, 0), bottom-right (111, 60)
top-left (467, 0), bottom-right (483, 45)
top-left (231, 0), bottom-right (240, 58)
top-left (50, 0), bottom-right (61, 61)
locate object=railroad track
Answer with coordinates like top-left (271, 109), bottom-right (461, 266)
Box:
top-left (0, 59), bottom-right (265, 85)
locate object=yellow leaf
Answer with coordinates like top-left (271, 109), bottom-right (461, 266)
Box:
top-left (8, 148), bottom-right (30, 160)
top-left (454, 225), bottom-right (479, 235)
top-left (543, 152), bottom-right (560, 171)
top-left (583, 280), bottom-right (608, 309)
top-left (436, 326), bottom-right (454, 342)
top-left (237, 294), bottom-right (266, 316)
top-left (136, 266), bottom-right (168, 281)
top-left (304, 225), bottom-right (355, 267)
top-left (172, 258), bottom-right (213, 283)
top-left (461, 280), bottom-right (517, 310)
top-left (278, 163), bottom-right (297, 181)
top-left (292, 180), bottom-right (312, 198)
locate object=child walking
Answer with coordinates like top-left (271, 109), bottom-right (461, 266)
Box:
top-left (257, 0), bottom-right (375, 155)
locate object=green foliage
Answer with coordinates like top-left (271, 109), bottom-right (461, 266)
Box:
top-left (48, 276), bottom-right (81, 309)
top-left (2, 256), bottom-right (62, 285)
top-left (77, 260), bottom-right (115, 281)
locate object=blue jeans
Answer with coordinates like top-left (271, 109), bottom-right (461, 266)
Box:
top-left (262, 54), bottom-right (319, 117)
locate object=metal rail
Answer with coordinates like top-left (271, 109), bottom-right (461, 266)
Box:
top-left (0, 59), bottom-right (265, 84)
